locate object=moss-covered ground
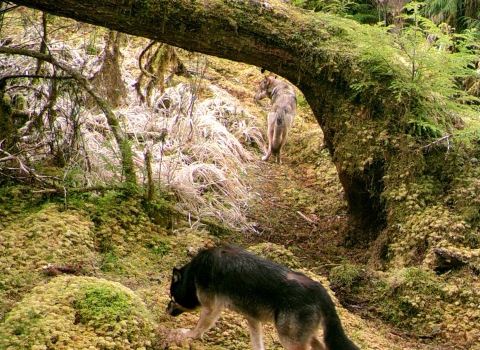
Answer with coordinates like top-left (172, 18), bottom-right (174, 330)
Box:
top-left (0, 21), bottom-right (479, 349)
top-left (2, 65), bottom-right (478, 348)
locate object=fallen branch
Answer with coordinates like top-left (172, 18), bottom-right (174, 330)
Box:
top-left (420, 134), bottom-right (452, 153)
top-left (296, 210), bottom-right (318, 225)
top-left (42, 263), bottom-right (83, 276)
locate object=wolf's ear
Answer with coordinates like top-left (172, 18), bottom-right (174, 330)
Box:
top-left (267, 74), bottom-right (277, 82)
top-left (172, 268), bottom-right (182, 283)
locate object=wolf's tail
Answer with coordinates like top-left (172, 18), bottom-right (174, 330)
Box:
top-left (322, 309), bottom-right (360, 350)
top-left (316, 285), bottom-right (360, 350)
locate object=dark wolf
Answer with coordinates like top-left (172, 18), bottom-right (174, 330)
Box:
top-left (254, 74), bottom-right (297, 164)
top-left (167, 244), bottom-right (359, 350)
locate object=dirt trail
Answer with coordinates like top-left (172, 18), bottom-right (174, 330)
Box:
top-left (242, 113), bottom-right (353, 271)
top-left (240, 119), bottom-right (449, 350)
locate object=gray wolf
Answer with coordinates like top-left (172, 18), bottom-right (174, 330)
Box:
top-left (167, 244), bottom-right (359, 350)
top-left (254, 74), bottom-right (297, 164)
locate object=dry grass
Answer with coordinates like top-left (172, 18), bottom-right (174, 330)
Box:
top-left (1, 8), bottom-right (264, 233)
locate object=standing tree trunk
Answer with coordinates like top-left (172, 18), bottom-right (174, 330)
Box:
top-left (92, 30), bottom-right (127, 108)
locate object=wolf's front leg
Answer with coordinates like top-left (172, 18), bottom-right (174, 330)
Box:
top-left (246, 317), bottom-right (265, 350)
top-left (180, 305), bottom-right (222, 339)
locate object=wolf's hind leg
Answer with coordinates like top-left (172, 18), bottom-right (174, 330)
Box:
top-left (275, 151), bottom-right (281, 164)
top-left (275, 121), bottom-right (291, 164)
top-left (181, 302), bottom-right (222, 339)
top-left (277, 326), bottom-right (311, 350)
top-left (276, 309), bottom-right (321, 350)
top-left (277, 339), bottom-right (309, 350)
top-left (245, 317), bottom-right (265, 350)
top-left (262, 112), bottom-right (275, 162)
top-left (278, 334), bottom-right (325, 350)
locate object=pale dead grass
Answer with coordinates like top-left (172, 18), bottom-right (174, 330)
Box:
top-left (2, 8), bottom-right (264, 233)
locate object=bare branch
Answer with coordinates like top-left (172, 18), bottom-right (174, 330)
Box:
top-left (0, 46), bottom-right (137, 183)
top-left (296, 211), bottom-right (318, 225)
top-left (420, 134), bottom-right (453, 153)
top-left (138, 40), bottom-right (160, 79)
top-left (1, 74), bottom-right (74, 81)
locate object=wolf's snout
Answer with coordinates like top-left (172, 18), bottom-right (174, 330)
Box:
top-left (166, 300), bottom-right (184, 317)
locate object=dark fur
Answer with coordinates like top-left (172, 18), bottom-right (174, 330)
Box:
top-left (167, 244), bottom-right (359, 350)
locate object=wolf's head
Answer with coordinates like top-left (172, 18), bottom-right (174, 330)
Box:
top-left (166, 266), bottom-right (200, 317)
top-left (254, 74), bottom-right (277, 101)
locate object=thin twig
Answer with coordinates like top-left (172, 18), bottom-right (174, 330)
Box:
top-left (296, 211), bottom-right (317, 225)
top-left (420, 134), bottom-right (452, 153)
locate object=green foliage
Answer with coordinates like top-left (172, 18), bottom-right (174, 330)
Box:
top-left (348, 11), bottom-right (378, 25)
top-left (366, 267), bottom-right (480, 343)
top-left (374, 268), bottom-right (445, 326)
top-left (99, 250), bottom-right (120, 272)
top-left (147, 239), bottom-right (171, 256)
top-left (293, 0), bottom-right (378, 23)
top-left (330, 263), bottom-right (364, 292)
top-left (73, 191), bottom-right (166, 257)
top-left (85, 26), bottom-right (99, 55)
top-left (407, 115), bottom-right (443, 138)
top-left (345, 2), bottom-right (478, 141)
top-left (292, 0), bottom-right (324, 12)
top-left (423, 0), bottom-right (480, 31)
top-left (323, 0), bottom-right (358, 16)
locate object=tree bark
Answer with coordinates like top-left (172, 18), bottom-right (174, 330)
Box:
top-left (92, 30), bottom-right (128, 108)
top-left (9, 0), bottom-right (413, 234)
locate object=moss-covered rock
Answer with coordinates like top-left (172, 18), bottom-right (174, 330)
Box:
top-left (0, 276), bottom-right (157, 349)
top-left (368, 267), bottom-right (480, 347)
top-left (0, 204), bottom-right (97, 316)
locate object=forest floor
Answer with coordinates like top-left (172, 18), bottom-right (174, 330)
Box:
top-left (0, 43), bottom-right (474, 348)
top-left (236, 111), bottom-right (446, 350)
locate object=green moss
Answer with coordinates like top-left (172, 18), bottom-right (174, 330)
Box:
top-left (330, 263), bottom-right (364, 292)
top-left (73, 284), bottom-right (136, 327)
top-left (248, 243), bottom-right (300, 269)
top-left (0, 204), bottom-right (97, 319)
top-left (0, 276), bottom-right (157, 349)
top-left (363, 267), bottom-right (480, 344)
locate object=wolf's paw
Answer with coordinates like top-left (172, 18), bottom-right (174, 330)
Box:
top-left (179, 328), bottom-right (192, 337)
top-left (156, 325), bottom-right (190, 347)
top-left (178, 328), bottom-right (203, 339)
top-left (261, 155), bottom-right (269, 161)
